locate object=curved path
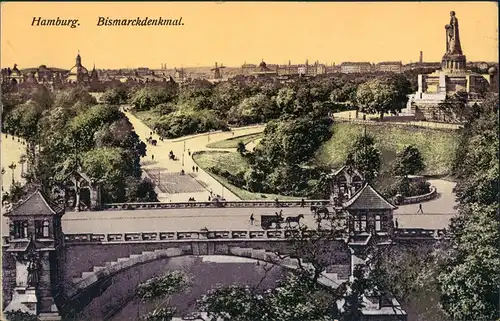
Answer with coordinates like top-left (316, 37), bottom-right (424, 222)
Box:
top-left (1, 110), bottom-right (457, 234)
top-left (123, 109), bottom-right (264, 203)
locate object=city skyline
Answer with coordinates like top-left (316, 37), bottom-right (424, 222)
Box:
top-left (1, 2), bottom-right (498, 69)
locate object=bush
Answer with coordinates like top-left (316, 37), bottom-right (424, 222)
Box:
top-left (388, 177), bottom-right (431, 198)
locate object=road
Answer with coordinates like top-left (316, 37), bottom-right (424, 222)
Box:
top-left (60, 206), bottom-right (454, 234)
top-left (1, 134), bottom-right (26, 193)
top-left (1, 111), bottom-right (457, 235)
top-left (123, 109), bottom-right (264, 202)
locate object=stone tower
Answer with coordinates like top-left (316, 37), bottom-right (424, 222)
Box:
top-left (3, 190), bottom-right (64, 320)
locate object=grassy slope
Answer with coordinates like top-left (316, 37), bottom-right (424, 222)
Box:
top-left (315, 123), bottom-right (459, 176)
top-left (206, 133), bottom-right (263, 149)
top-left (134, 110), bottom-right (157, 128)
top-left (193, 151), bottom-right (300, 200)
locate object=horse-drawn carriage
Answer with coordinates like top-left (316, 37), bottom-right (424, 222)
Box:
top-left (260, 213), bottom-right (304, 230)
top-left (261, 215), bottom-right (284, 230)
top-left (310, 205), bottom-right (330, 219)
top-left (146, 137), bottom-right (157, 146)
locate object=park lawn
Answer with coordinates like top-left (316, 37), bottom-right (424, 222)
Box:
top-left (315, 122), bottom-right (460, 176)
top-left (206, 133), bottom-right (263, 149)
top-left (193, 151), bottom-right (300, 200)
top-left (134, 110), bottom-right (157, 128)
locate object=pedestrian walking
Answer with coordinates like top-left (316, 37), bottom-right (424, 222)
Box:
top-left (395, 218), bottom-right (399, 229)
top-left (150, 131), bottom-right (153, 136)
top-left (192, 165), bottom-right (195, 172)
top-left (300, 198), bottom-right (305, 208)
top-left (195, 166), bottom-right (199, 172)
top-left (250, 213), bottom-right (254, 225)
top-left (208, 195), bottom-right (211, 201)
top-left (417, 203), bottom-right (423, 214)
top-left (152, 154), bottom-right (154, 160)
top-left (188, 151), bottom-right (191, 156)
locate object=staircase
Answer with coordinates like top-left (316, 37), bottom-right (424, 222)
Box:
top-left (69, 248), bottom-right (184, 297)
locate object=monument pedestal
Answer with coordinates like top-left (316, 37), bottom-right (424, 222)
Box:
top-left (4, 286), bottom-right (38, 315)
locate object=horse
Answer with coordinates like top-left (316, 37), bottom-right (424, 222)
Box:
top-left (285, 214), bottom-right (304, 227)
top-left (310, 205), bottom-right (330, 219)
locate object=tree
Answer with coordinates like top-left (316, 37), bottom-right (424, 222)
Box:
top-left (346, 133), bottom-right (381, 183)
top-left (355, 76), bottom-right (410, 120)
top-left (438, 204), bottom-right (500, 321)
top-left (136, 270), bottom-right (191, 321)
top-left (394, 145), bottom-right (425, 177)
top-left (236, 141), bottom-right (247, 155)
top-left (438, 93), bottom-right (500, 320)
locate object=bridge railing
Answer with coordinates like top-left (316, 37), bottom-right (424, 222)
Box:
top-left (100, 199), bottom-right (330, 211)
top-left (61, 228), bottom-right (447, 244)
top-left (394, 228), bottom-right (447, 239)
top-left (63, 230), bottom-right (301, 243)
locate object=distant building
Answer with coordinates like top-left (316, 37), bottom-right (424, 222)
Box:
top-left (376, 61), bottom-right (402, 73)
top-left (1, 52), bottom-right (102, 89)
top-left (340, 62), bottom-right (374, 73)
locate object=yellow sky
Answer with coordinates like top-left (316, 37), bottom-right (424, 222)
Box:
top-left (1, 2), bottom-right (498, 69)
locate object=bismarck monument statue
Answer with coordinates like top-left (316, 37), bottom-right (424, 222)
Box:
top-left (409, 11), bottom-right (498, 122)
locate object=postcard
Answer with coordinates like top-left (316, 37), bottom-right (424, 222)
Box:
top-left (1, 2), bottom-right (498, 321)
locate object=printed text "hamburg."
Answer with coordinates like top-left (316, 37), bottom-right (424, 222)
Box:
top-left (97, 16), bottom-right (184, 26)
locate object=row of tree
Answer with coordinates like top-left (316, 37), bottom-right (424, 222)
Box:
top-left (1, 85), bottom-right (158, 204)
top-left (100, 72), bottom-right (412, 139)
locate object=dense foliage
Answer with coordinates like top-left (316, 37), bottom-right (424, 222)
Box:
top-left (437, 93), bottom-right (500, 320)
top-left (345, 133), bottom-right (381, 183)
top-left (393, 145), bottom-right (425, 177)
top-left (127, 73), bottom-right (402, 139)
top-left (1, 85), bottom-right (157, 204)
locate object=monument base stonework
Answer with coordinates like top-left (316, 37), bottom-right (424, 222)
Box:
top-left (4, 287), bottom-right (38, 315)
top-left (3, 286), bottom-right (62, 321)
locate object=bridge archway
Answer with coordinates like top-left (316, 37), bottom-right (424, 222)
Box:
top-left (60, 248), bottom-right (349, 319)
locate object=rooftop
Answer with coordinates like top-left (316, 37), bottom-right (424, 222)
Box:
top-left (4, 189), bottom-right (64, 217)
top-left (343, 184), bottom-right (397, 210)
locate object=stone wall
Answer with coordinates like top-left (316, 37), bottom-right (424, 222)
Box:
top-left (2, 247), bottom-right (16, 307)
top-left (60, 239), bottom-right (350, 296)
top-left (401, 186), bottom-right (438, 205)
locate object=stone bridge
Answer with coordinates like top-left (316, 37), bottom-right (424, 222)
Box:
top-left (54, 226), bottom-right (445, 317)
top-left (2, 190), bottom-right (451, 320)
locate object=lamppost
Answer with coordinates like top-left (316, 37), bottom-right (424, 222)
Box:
top-left (8, 162), bottom-right (16, 184)
top-left (182, 152), bottom-right (184, 167)
top-left (19, 155), bottom-right (26, 175)
top-left (183, 141), bottom-right (186, 152)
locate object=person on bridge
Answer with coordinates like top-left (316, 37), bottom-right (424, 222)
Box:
top-left (395, 218), bottom-right (399, 229)
top-left (250, 213), bottom-right (254, 225)
top-left (417, 203), bottom-right (423, 214)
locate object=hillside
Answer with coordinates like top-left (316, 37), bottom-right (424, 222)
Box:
top-left (315, 122), bottom-right (460, 176)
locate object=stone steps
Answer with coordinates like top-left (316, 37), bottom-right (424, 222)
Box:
top-left (73, 248), bottom-right (186, 286)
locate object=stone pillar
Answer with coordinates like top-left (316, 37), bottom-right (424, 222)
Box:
top-left (4, 260), bottom-right (37, 316)
top-left (37, 252), bottom-right (61, 321)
